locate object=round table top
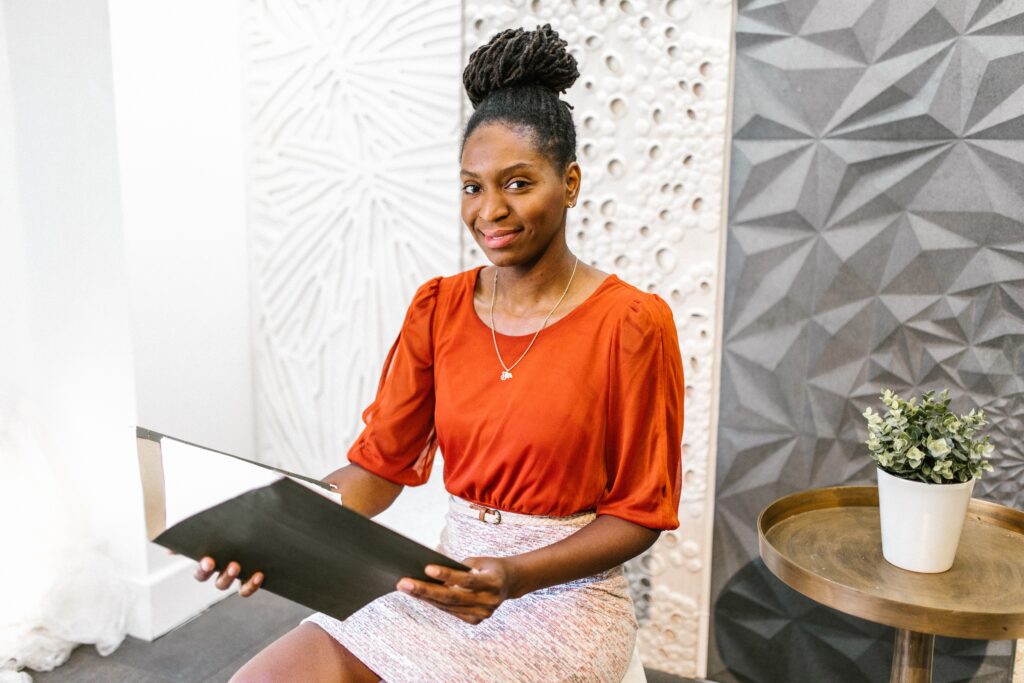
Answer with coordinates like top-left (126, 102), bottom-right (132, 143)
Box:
top-left (758, 486), bottom-right (1024, 640)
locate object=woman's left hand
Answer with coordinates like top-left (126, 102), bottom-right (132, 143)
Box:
top-left (396, 556), bottom-right (519, 625)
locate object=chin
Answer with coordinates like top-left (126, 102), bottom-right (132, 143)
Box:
top-left (474, 240), bottom-right (515, 264)
top-left (480, 249), bottom-right (534, 268)
top-left (473, 233), bottom-right (552, 269)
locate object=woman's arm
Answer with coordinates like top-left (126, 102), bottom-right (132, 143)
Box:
top-left (322, 462), bottom-right (404, 517)
top-left (396, 515), bottom-right (659, 624)
top-left (193, 463), bottom-right (404, 594)
top-left (503, 515), bottom-right (659, 596)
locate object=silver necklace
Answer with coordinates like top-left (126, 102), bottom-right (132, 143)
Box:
top-left (489, 257), bottom-right (579, 382)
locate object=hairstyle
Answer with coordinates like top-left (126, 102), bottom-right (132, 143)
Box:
top-left (461, 24), bottom-right (580, 170)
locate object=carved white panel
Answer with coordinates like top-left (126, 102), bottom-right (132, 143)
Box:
top-left (465, 1), bottom-right (731, 677)
top-left (243, 0), bottom-right (462, 475)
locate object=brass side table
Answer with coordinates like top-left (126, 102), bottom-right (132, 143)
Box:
top-left (758, 486), bottom-right (1024, 683)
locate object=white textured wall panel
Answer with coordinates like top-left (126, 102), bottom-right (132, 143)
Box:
top-left (244, 0), bottom-right (462, 485)
top-left (464, 1), bottom-right (731, 677)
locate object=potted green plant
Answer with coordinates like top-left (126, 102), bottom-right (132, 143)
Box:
top-left (863, 389), bottom-right (994, 573)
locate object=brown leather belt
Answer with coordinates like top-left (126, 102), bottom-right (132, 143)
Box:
top-left (468, 503), bottom-right (502, 524)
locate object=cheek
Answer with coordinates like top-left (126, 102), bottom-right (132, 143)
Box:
top-left (460, 200), bottom-right (475, 227)
top-left (531, 196), bottom-right (563, 228)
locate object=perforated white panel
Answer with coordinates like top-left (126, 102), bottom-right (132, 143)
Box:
top-left (464, 2), bottom-right (731, 677)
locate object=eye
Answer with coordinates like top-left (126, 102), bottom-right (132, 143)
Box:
top-left (507, 179), bottom-right (530, 190)
top-left (462, 183), bottom-right (480, 195)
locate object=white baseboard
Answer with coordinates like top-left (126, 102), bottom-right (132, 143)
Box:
top-left (126, 551), bottom-right (232, 641)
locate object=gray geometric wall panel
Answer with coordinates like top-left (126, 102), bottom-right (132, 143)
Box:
top-left (711, 1), bottom-right (1024, 681)
top-left (715, 560), bottom-right (1012, 683)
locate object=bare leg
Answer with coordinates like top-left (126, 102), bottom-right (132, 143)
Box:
top-left (230, 622), bottom-right (380, 683)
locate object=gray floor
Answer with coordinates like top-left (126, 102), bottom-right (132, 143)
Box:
top-left (29, 591), bottom-right (697, 682)
top-left (30, 591), bottom-right (310, 683)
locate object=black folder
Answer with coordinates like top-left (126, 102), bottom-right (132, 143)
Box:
top-left (136, 427), bottom-right (467, 621)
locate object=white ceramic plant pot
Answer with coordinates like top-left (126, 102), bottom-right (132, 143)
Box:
top-left (876, 467), bottom-right (975, 573)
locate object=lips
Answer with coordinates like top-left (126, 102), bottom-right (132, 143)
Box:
top-left (479, 228), bottom-right (522, 249)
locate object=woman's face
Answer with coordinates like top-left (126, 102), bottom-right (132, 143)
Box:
top-left (460, 123), bottom-right (580, 267)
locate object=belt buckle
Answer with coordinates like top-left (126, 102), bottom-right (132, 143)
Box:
top-left (469, 503), bottom-right (502, 524)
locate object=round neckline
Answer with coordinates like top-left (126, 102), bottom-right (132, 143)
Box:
top-left (468, 265), bottom-right (619, 340)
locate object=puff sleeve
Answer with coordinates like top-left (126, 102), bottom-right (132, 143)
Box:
top-left (597, 295), bottom-right (685, 530)
top-left (346, 278), bottom-right (441, 486)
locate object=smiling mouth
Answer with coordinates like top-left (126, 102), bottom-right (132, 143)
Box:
top-left (479, 228), bottom-right (522, 249)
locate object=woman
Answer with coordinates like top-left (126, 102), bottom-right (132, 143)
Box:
top-left (196, 25), bottom-right (684, 682)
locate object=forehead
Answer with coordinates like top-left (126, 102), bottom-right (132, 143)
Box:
top-left (460, 123), bottom-right (550, 175)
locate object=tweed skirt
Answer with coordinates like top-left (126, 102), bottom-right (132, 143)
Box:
top-left (304, 496), bottom-right (637, 682)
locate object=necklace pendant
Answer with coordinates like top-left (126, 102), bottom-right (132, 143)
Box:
top-left (500, 370), bottom-right (513, 381)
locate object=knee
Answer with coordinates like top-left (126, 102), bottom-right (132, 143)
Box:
top-left (229, 656), bottom-right (288, 683)
top-left (228, 667), bottom-right (270, 683)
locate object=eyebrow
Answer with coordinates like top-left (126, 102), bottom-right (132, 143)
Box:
top-left (460, 162), bottom-right (534, 178)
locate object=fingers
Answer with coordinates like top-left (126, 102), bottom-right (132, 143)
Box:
top-left (397, 578), bottom-right (501, 609)
top-left (425, 564), bottom-right (496, 592)
top-left (397, 570), bottom-right (504, 625)
top-left (193, 558), bottom-right (264, 597)
top-left (398, 583), bottom-right (493, 624)
top-left (194, 556), bottom-right (216, 582)
top-left (239, 571), bottom-right (264, 597)
top-left (215, 561), bottom-right (240, 590)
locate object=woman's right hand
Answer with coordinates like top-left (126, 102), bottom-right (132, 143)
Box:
top-left (193, 556), bottom-right (264, 597)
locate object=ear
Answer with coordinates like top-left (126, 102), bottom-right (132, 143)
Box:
top-left (564, 161), bottom-right (582, 207)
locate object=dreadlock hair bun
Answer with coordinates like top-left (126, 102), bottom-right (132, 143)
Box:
top-left (463, 24), bottom-right (579, 108)
top-left (462, 24), bottom-right (580, 169)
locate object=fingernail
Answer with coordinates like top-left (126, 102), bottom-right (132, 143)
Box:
top-left (425, 566), bottom-right (440, 578)
top-left (253, 574), bottom-right (263, 585)
top-left (201, 558), bottom-right (213, 571)
top-left (398, 580), bottom-right (414, 593)
top-left (228, 565), bottom-right (238, 576)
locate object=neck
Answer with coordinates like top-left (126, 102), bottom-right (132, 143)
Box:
top-left (495, 243), bottom-right (577, 311)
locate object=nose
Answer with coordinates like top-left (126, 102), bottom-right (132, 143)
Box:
top-left (478, 189), bottom-right (510, 223)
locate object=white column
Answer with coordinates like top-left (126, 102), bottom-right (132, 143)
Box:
top-left (106, 0), bottom-right (257, 638)
top-left (108, 0), bottom-right (253, 459)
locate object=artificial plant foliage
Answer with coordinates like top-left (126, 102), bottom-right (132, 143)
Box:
top-left (863, 389), bottom-right (994, 484)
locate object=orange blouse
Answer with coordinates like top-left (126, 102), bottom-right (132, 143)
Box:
top-left (347, 267), bottom-right (685, 530)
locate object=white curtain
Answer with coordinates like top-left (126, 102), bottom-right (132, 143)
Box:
top-left (0, 5), bottom-right (130, 674)
top-left (0, 397), bottom-right (129, 682)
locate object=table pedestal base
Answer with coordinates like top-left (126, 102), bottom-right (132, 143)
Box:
top-left (890, 629), bottom-right (934, 683)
